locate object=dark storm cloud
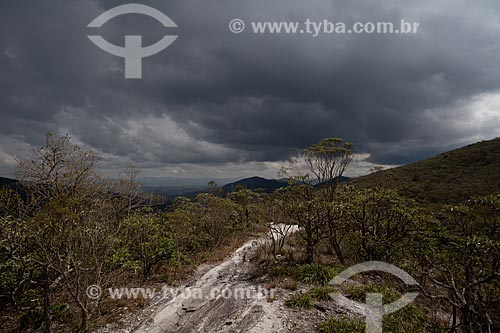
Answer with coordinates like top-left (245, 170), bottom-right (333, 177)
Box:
top-left (0, 0), bottom-right (500, 176)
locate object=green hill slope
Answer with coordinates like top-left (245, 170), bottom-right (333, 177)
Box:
top-left (349, 137), bottom-right (500, 204)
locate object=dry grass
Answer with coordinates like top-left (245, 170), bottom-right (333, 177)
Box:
top-left (282, 278), bottom-right (298, 290)
top-left (263, 280), bottom-right (277, 290)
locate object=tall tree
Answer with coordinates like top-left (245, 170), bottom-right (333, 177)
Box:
top-left (16, 132), bottom-right (100, 202)
top-left (302, 138), bottom-right (353, 263)
top-left (14, 133), bottom-right (140, 332)
top-left (303, 137), bottom-right (352, 198)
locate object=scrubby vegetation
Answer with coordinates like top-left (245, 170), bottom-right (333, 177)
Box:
top-left (1, 134), bottom-right (499, 332)
top-left (285, 286), bottom-right (337, 308)
top-left (350, 137), bottom-right (500, 205)
top-left (254, 137), bottom-right (500, 332)
top-left (285, 292), bottom-right (314, 308)
top-left (0, 133), bottom-right (262, 332)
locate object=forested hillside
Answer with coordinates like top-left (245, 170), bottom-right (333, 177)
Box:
top-left (350, 138), bottom-right (500, 204)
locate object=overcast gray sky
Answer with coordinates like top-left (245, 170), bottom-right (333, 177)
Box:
top-left (1, 0), bottom-right (499, 181)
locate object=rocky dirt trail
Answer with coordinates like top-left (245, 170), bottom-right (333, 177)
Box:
top-left (133, 239), bottom-right (289, 333)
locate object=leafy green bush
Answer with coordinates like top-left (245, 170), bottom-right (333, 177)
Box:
top-left (123, 213), bottom-right (176, 279)
top-left (296, 263), bottom-right (332, 285)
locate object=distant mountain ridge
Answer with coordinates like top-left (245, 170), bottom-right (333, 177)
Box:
top-left (313, 176), bottom-right (350, 189)
top-left (5, 137), bottom-right (499, 206)
top-left (349, 137), bottom-right (500, 204)
top-left (0, 177), bottom-right (17, 187)
top-left (172, 176), bottom-right (353, 201)
top-left (0, 177), bottom-right (26, 200)
top-left (221, 176), bottom-right (288, 194)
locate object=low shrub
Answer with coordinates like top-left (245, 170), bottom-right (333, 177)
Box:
top-left (282, 279), bottom-right (298, 290)
top-left (384, 304), bottom-right (427, 333)
top-left (307, 286), bottom-right (336, 301)
top-left (345, 284), bottom-right (401, 303)
top-left (285, 292), bottom-right (313, 308)
top-left (317, 317), bottom-right (364, 333)
top-left (341, 285), bottom-right (428, 332)
top-left (296, 263), bottom-right (332, 285)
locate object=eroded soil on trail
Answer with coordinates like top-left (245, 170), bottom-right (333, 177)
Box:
top-left (134, 239), bottom-right (288, 333)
